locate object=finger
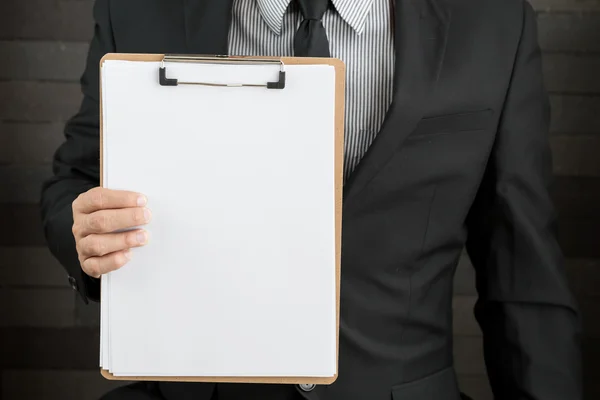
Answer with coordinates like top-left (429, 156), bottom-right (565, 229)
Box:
top-left (81, 250), bottom-right (133, 278)
top-left (73, 187), bottom-right (147, 214)
top-left (78, 229), bottom-right (149, 258)
top-left (80, 207), bottom-right (152, 235)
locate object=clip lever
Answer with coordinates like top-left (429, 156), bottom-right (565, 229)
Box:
top-left (159, 56), bottom-right (286, 89)
top-left (159, 64), bottom-right (178, 86)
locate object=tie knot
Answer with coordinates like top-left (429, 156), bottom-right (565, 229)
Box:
top-left (296, 0), bottom-right (330, 21)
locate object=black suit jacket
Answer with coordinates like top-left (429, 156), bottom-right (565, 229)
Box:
top-left (40, 0), bottom-right (582, 399)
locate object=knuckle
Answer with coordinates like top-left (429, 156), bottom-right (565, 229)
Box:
top-left (132, 208), bottom-right (143, 224)
top-left (87, 188), bottom-right (105, 209)
top-left (71, 222), bottom-right (79, 237)
top-left (125, 232), bottom-right (138, 247)
top-left (83, 258), bottom-right (100, 277)
top-left (89, 237), bottom-right (106, 256)
top-left (72, 196), bottom-right (80, 212)
top-left (88, 214), bottom-right (107, 231)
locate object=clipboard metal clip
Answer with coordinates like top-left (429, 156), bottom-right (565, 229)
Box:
top-left (159, 55), bottom-right (286, 89)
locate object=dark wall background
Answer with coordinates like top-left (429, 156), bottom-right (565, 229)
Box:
top-left (0, 0), bottom-right (599, 399)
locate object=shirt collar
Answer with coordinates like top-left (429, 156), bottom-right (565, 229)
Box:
top-left (256, 0), bottom-right (375, 36)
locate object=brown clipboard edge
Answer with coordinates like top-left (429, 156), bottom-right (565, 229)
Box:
top-left (99, 53), bottom-right (345, 385)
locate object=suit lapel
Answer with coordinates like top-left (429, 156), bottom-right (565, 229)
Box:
top-left (183, 0), bottom-right (234, 54)
top-left (343, 0), bottom-right (451, 205)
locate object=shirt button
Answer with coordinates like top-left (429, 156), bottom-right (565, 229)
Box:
top-left (68, 276), bottom-right (78, 291)
top-left (298, 383), bottom-right (316, 392)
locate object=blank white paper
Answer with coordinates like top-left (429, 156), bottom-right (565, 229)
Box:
top-left (100, 59), bottom-right (337, 378)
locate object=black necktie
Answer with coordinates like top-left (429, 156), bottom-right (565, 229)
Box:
top-left (294, 0), bottom-right (331, 57)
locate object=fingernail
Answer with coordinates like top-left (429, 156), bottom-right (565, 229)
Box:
top-left (143, 208), bottom-right (152, 222)
top-left (137, 195), bottom-right (147, 207)
top-left (124, 250), bottom-right (132, 260)
top-left (136, 231), bottom-right (148, 244)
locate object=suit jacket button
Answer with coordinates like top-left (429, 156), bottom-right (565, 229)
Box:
top-left (68, 276), bottom-right (78, 291)
top-left (298, 383), bottom-right (316, 392)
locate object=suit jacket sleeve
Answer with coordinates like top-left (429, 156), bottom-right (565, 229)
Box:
top-left (40, 0), bottom-right (114, 303)
top-left (464, 2), bottom-right (582, 399)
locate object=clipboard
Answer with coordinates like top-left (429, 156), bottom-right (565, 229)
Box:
top-left (99, 53), bottom-right (345, 384)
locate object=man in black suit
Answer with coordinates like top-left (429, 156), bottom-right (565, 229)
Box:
top-left (40, 0), bottom-right (582, 399)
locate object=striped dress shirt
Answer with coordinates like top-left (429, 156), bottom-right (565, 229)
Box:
top-left (228, 0), bottom-right (395, 180)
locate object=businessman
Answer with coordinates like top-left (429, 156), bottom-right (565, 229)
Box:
top-left (40, 0), bottom-right (582, 399)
